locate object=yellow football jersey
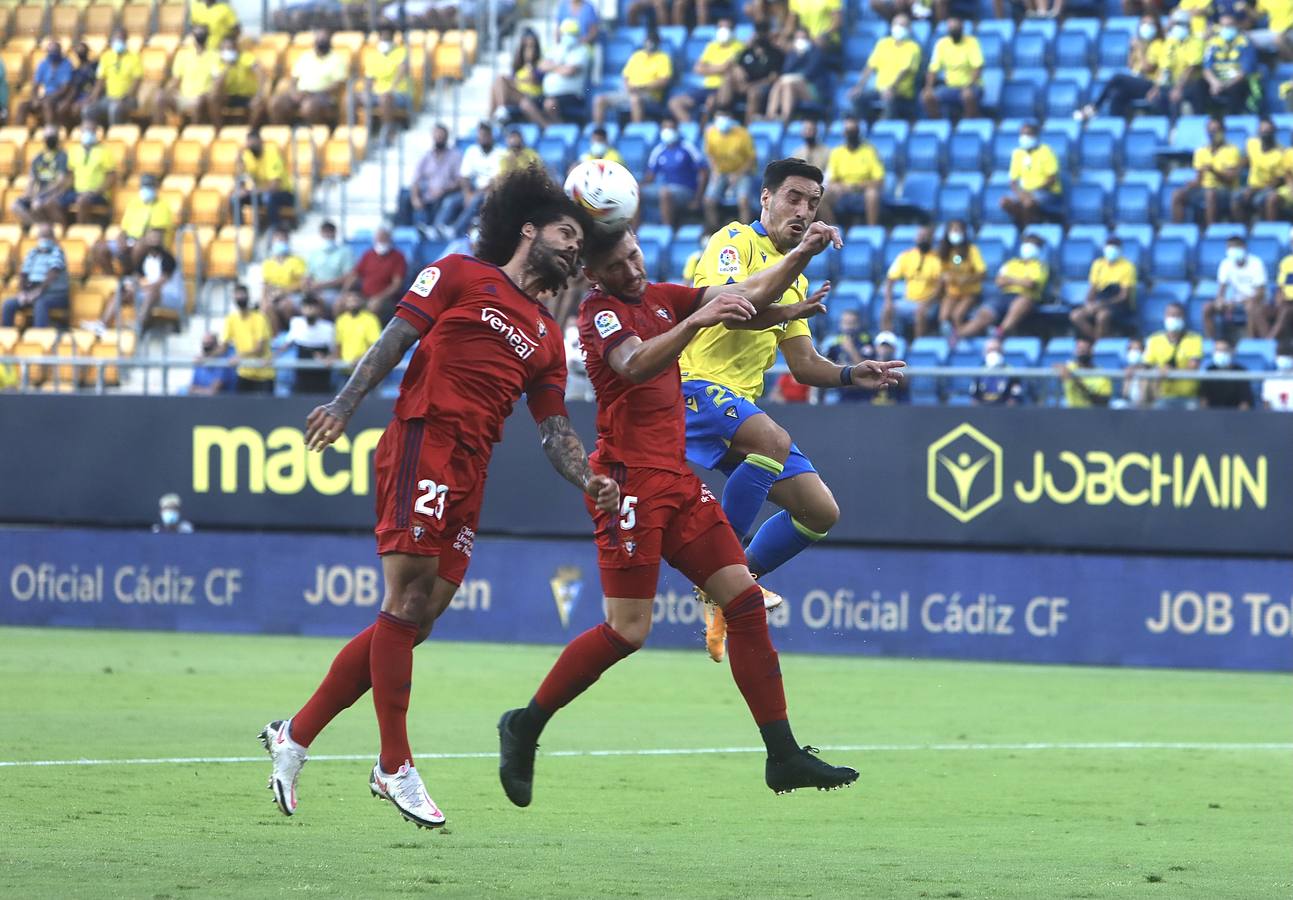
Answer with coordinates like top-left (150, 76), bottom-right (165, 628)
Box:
top-left (681, 220), bottom-right (812, 401)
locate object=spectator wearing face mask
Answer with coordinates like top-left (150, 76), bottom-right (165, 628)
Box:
top-left (188, 332), bottom-right (236, 396)
top-left (67, 119), bottom-right (115, 226)
top-left (702, 108), bottom-right (757, 231)
top-left (272, 29), bottom-right (349, 126)
top-left (154, 27), bottom-right (219, 127)
top-left (883, 226), bottom-right (944, 338)
top-left (922, 19), bottom-right (982, 120)
top-left (1121, 337), bottom-right (1153, 409)
top-left (644, 118), bottom-right (707, 228)
top-left (1233, 118), bottom-right (1290, 225)
top-left (452, 122), bottom-right (506, 235)
top-left (782, 0), bottom-right (844, 57)
top-left (1056, 337), bottom-right (1112, 408)
top-left (1075, 16), bottom-right (1167, 120)
top-left (764, 28), bottom-right (831, 123)
top-left (958, 234), bottom-right (1049, 339)
top-left (1171, 116), bottom-right (1241, 227)
top-left (303, 220), bottom-right (353, 309)
top-left (937, 221), bottom-right (985, 336)
top-left (1, 224), bottom-right (69, 330)
top-left (93, 174), bottom-right (175, 275)
top-left (152, 494), bottom-right (195, 534)
top-left (578, 127), bottom-right (625, 167)
top-left (333, 290), bottom-right (382, 374)
top-left (789, 121), bottom-right (830, 174)
top-left (11, 125), bottom-right (71, 228)
top-left (850, 15), bottom-right (922, 121)
top-left (345, 227), bottom-right (408, 321)
top-left (87, 28), bottom-right (143, 126)
top-left (1206, 236), bottom-right (1269, 339)
top-left (211, 35), bottom-right (264, 131)
top-left (1070, 237), bottom-right (1137, 341)
top-left (92, 228), bottom-right (182, 335)
top-left (19, 41), bottom-right (75, 127)
top-left (1270, 233), bottom-right (1293, 341)
top-left (1001, 123), bottom-right (1063, 229)
top-left (235, 130), bottom-right (295, 232)
top-left (533, 20), bottom-right (591, 125)
top-left (190, 0), bottom-right (240, 50)
top-left (410, 123), bottom-right (463, 238)
top-left (1261, 349), bottom-right (1293, 410)
top-left (1146, 12), bottom-right (1209, 118)
top-left (723, 20), bottom-right (783, 123)
top-left (499, 128), bottom-right (543, 175)
top-left (1199, 338), bottom-right (1255, 409)
top-left (219, 283), bottom-right (275, 393)
top-left (362, 28), bottom-right (411, 145)
top-left (972, 337), bottom-right (1027, 406)
top-left (825, 120), bottom-right (885, 229)
top-left (593, 30), bottom-right (673, 126)
top-left (262, 229), bottom-right (308, 331)
top-left (1203, 15), bottom-right (1258, 116)
top-left (286, 295), bottom-right (336, 395)
top-left (668, 18), bottom-right (744, 123)
top-left (1143, 302), bottom-right (1203, 408)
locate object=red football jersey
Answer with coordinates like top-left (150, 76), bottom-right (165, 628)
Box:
top-left (578, 281), bottom-right (703, 474)
top-left (393, 255), bottom-right (568, 456)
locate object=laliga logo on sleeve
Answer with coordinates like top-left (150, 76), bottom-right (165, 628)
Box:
top-left (594, 309), bottom-right (621, 338)
top-left (716, 245), bottom-right (740, 276)
top-left (409, 266), bottom-right (441, 297)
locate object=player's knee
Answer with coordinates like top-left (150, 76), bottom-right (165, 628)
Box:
top-left (799, 496), bottom-right (840, 535)
top-left (605, 610), bottom-right (650, 649)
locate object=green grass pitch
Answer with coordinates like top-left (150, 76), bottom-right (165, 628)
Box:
top-left (0, 626), bottom-right (1290, 899)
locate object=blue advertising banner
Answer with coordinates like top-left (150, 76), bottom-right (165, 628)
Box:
top-left (2, 529), bottom-right (1289, 672)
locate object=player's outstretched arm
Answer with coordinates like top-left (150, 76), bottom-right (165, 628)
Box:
top-left (304, 318), bottom-right (421, 451)
top-left (537, 415), bottom-right (621, 513)
top-left (730, 281), bottom-right (831, 331)
top-left (779, 334), bottom-right (907, 390)
top-left (609, 294), bottom-right (757, 384)
top-left (698, 221), bottom-right (841, 312)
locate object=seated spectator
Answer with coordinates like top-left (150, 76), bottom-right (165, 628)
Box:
top-left (1056, 338), bottom-right (1113, 408)
top-left (850, 15), bottom-right (921, 121)
top-left (824, 119), bottom-right (884, 229)
top-left (644, 119), bottom-right (708, 228)
top-left (1206, 236), bottom-right (1269, 339)
top-left (724, 20), bottom-right (783, 122)
top-left (668, 18), bottom-right (744, 122)
top-left (302, 220), bottom-right (353, 309)
top-left (534, 19), bottom-right (592, 125)
top-left (235, 130), bottom-right (295, 232)
top-left (220, 283), bottom-right (276, 393)
top-left (1144, 302), bottom-right (1203, 408)
top-left (152, 494), bottom-right (195, 534)
top-left (12, 126), bottom-right (70, 228)
top-left (770, 371), bottom-right (812, 403)
top-left (66, 42), bottom-right (98, 125)
top-left (95, 228), bottom-right (182, 334)
top-left (333, 290), bottom-right (382, 373)
top-left (780, 0), bottom-right (843, 61)
top-left (1148, 12), bottom-right (1209, 118)
top-left (857, 331), bottom-right (909, 404)
top-left (1203, 16), bottom-right (1258, 115)
top-left (286, 295), bottom-right (336, 395)
top-left (922, 18), bottom-right (982, 120)
top-left (822, 309), bottom-right (868, 403)
top-left (882, 226), bottom-right (944, 338)
top-left (212, 35), bottom-right (264, 130)
top-left (1271, 233), bottom-right (1293, 340)
top-left (1199, 338), bottom-right (1255, 408)
top-left (681, 231), bottom-right (709, 282)
top-left (764, 28), bottom-right (830, 123)
top-left (1071, 237), bottom-right (1137, 341)
top-left (1262, 350), bottom-right (1293, 410)
top-left (1000, 122), bottom-right (1063, 228)
top-left (1, 224), bottom-right (69, 329)
top-left (346, 228), bottom-right (408, 321)
top-left (1233, 118), bottom-right (1290, 224)
top-left (272, 29), bottom-right (349, 126)
top-left (489, 30), bottom-right (545, 125)
top-left (959, 233), bottom-right (1049, 339)
top-left (702, 108), bottom-right (757, 231)
top-left (971, 337), bottom-right (1027, 406)
top-left (594, 29), bottom-right (672, 126)
top-left (556, 0), bottom-right (601, 45)
top-left (411, 123), bottom-right (463, 238)
top-left (262, 228), bottom-right (308, 331)
top-left (499, 128), bottom-right (543, 176)
top-left (154, 28), bottom-right (218, 127)
top-left (1121, 337), bottom-right (1153, 408)
top-left (188, 332), bottom-right (236, 396)
top-left (579, 127), bottom-right (626, 165)
top-left (1172, 116), bottom-right (1241, 226)
top-left (938, 221), bottom-right (985, 335)
top-left (453, 122), bottom-right (506, 235)
top-left (18, 41), bottom-right (75, 127)
top-left (1076, 16), bottom-right (1167, 120)
top-left (1249, 0), bottom-right (1293, 57)
top-left (94, 175), bottom-right (175, 275)
top-left (788, 120), bottom-right (830, 174)
top-left (190, 0), bottom-right (240, 49)
top-left (363, 28), bottom-right (411, 146)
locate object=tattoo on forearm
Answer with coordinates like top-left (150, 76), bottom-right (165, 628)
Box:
top-left (538, 415), bottom-right (593, 493)
top-left (331, 317), bottom-right (419, 417)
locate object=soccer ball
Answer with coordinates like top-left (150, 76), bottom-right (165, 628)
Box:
top-left (564, 159), bottom-right (640, 230)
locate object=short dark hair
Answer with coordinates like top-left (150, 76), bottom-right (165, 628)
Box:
top-left (762, 157), bottom-right (823, 193)
top-left (582, 224), bottom-right (632, 265)
top-left (475, 165), bottom-right (590, 267)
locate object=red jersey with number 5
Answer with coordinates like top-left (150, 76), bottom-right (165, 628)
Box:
top-left (578, 281), bottom-right (703, 474)
top-left (393, 254), bottom-right (568, 457)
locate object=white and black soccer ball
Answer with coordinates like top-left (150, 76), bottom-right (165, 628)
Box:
top-left (564, 159), bottom-right (640, 230)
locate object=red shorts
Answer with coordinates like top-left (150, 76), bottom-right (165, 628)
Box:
top-left (373, 417), bottom-right (485, 585)
top-left (585, 464), bottom-right (745, 598)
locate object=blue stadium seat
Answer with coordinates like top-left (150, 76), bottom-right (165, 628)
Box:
top-left (1236, 338), bottom-right (1276, 371)
top-left (1172, 115), bottom-right (1210, 152)
top-left (1046, 70), bottom-right (1091, 119)
top-left (637, 237), bottom-right (663, 280)
top-left (1113, 223), bottom-right (1153, 273)
top-left (949, 131), bottom-right (986, 172)
top-left (977, 20), bottom-right (1015, 66)
top-left (980, 68), bottom-right (1005, 114)
top-left (991, 118), bottom-right (1028, 169)
top-left (1197, 226), bottom-right (1244, 278)
top-left (1138, 283), bottom-right (1185, 340)
top-left (1157, 167), bottom-right (1195, 221)
top-left (1151, 236), bottom-right (1193, 283)
top-left (1054, 30), bottom-right (1093, 69)
top-left (1251, 236), bottom-right (1284, 276)
top-left (980, 176), bottom-right (1014, 226)
top-left (900, 173), bottom-right (940, 211)
top-left (1001, 74), bottom-right (1042, 120)
top-left (617, 135), bottom-right (648, 172)
top-left (1093, 337), bottom-right (1130, 369)
top-left (1099, 18), bottom-right (1135, 68)
top-left (544, 122), bottom-right (579, 149)
top-left (911, 336), bottom-right (951, 363)
top-left (825, 283), bottom-right (874, 329)
top-left (976, 236), bottom-right (1009, 276)
top-left (1078, 129), bottom-right (1119, 172)
top-left (1067, 180), bottom-right (1107, 225)
top-left (536, 136), bottom-right (571, 174)
top-left (622, 121), bottom-right (660, 146)
top-left (1042, 336), bottom-right (1076, 368)
top-left (1003, 336), bottom-right (1042, 365)
top-left (1040, 119), bottom-right (1079, 170)
top-left (938, 184), bottom-right (976, 224)
top-left (839, 240), bottom-right (876, 282)
top-left (1060, 234), bottom-right (1099, 281)
top-left (637, 223), bottom-right (673, 247)
top-left (1125, 118), bottom-right (1166, 169)
top-left (844, 29), bottom-right (882, 69)
top-left (1013, 24), bottom-right (1053, 69)
top-left (1115, 171), bottom-right (1160, 225)
top-left (667, 240), bottom-right (696, 280)
top-left (1224, 115), bottom-right (1259, 148)
top-left (907, 132), bottom-right (945, 174)
top-left (1068, 224), bottom-right (1110, 245)
top-left (977, 31), bottom-right (1005, 69)
top-left (1059, 281), bottom-right (1089, 309)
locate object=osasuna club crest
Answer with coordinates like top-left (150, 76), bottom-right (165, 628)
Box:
top-left (623, 540), bottom-right (637, 556)
top-left (537, 318), bottom-right (547, 337)
top-left (411, 525), bottom-right (425, 541)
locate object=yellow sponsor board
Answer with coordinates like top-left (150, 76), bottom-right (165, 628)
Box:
top-left (192, 425), bottom-right (384, 496)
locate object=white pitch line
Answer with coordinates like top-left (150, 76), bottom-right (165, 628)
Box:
top-left (0, 741), bottom-right (1290, 769)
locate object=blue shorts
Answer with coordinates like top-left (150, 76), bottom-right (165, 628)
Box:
top-left (1032, 190), bottom-right (1064, 217)
top-left (682, 379), bottom-right (818, 481)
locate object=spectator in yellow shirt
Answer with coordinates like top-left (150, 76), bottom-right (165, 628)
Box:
top-left (212, 35), bottom-right (264, 130)
top-left (489, 30), bottom-right (545, 125)
top-left (1147, 12), bottom-right (1209, 118)
top-left (850, 15), bottom-right (922, 120)
top-left (190, 0), bottom-right (240, 50)
top-left (1249, 0), bottom-right (1293, 57)
top-left (262, 227), bottom-right (308, 332)
top-left (577, 127), bottom-right (626, 166)
top-left (781, 0), bottom-right (843, 57)
top-left (959, 233), bottom-right (1049, 339)
top-left (499, 128), bottom-right (543, 176)
top-left (1171, 115), bottom-right (1242, 227)
top-left (220, 282), bottom-right (276, 393)
top-left (1056, 338), bottom-right (1113, 408)
top-left (938, 221), bottom-right (986, 335)
top-left (93, 175), bottom-right (175, 275)
top-left (922, 19), bottom-right (983, 120)
top-left (363, 28), bottom-right (411, 146)
top-left (67, 120), bottom-right (115, 226)
top-left (1001, 122), bottom-right (1064, 228)
top-left (824, 119), bottom-right (884, 228)
top-left (593, 30), bottom-right (673, 125)
top-left (702, 108), bottom-right (757, 231)
top-left (882, 226), bottom-right (944, 337)
top-left (1071, 237), bottom-right (1138, 341)
top-left (333, 290), bottom-right (383, 372)
top-left (668, 18), bottom-right (744, 122)
top-left (235, 130), bottom-right (295, 232)
top-left (1143, 303), bottom-right (1204, 408)
top-left (154, 27), bottom-right (218, 126)
top-left (1269, 235), bottom-right (1293, 341)
top-left (1233, 119), bottom-right (1290, 224)
top-left (271, 28), bottom-right (350, 126)
top-left (87, 28), bottom-right (142, 126)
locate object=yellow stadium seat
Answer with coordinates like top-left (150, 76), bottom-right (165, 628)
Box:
top-left (83, 4), bottom-right (119, 38)
top-left (0, 47), bottom-right (27, 84)
top-left (101, 138), bottom-right (132, 173)
top-left (290, 139), bottom-right (316, 182)
top-left (209, 138), bottom-right (242, 177)
top-left (432, 44), bottom-right (464, 81)
top-left (156, 3), bottom-right (186, 34)
top-left (332, 125), bottom-right (367, 163)
top-left (71, 290), bottom-right (105, 324)
top-left (218, 124), bottom-right (250, 145)
top-left (0, 241), bottom-right (13, 280)
top-left (321, 139), bottom-right (352, 179)
top-left (17, 233), bottom-right (37, 263)
top-left (14, 327), bottom-right (59, 387)
top-left (189, 186), bottom-right (226, 228)
top-left (258, 32), bottom-right (290, 52)
top-left (65, 223), bottom-right (103, 250)
top-left (0, 325), bottom-right (17, 353)
top-left (140, 45), bottom-right (172, 83)
top-left (13, 5), bottom-right (47, 39)
top-left (51, 4), bottom-right (84, 38)
top-left (180, 124), bottom-right (216, 146)
top-left (177, 226), bottom-right (210, 279)
top-left (258, 125), bottom-right (291, 153)
top-left (89, 329), bottom-right (136, 387)
top-left (283, 45), bottom-right (308, 74)
top-left (171, 138), bottom-right (208, 178)
top-left (250, 44), bottom-right (281, 81)
top-left (146, 32), bottom-right (181, 55)
top-left (120, 2), bottom-right (151, 36)
top-left (61, 238), bottom-right (89, 280)
top-left (0, 140), bottom-right (21, 179)
top-left (107, 123), bottom-right (141, 145)
top-left (333, 31), bottom-right (365, 54)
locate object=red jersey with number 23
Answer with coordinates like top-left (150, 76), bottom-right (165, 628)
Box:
top-left (393, 254), bottom-right (568, 457)
top-left (578, 281), bottom-right (703, 475)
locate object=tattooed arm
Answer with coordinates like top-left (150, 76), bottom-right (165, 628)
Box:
top-left (538, 415), bottom-right (620, 513)
top-left (304, 317), bottom-right (421, 451)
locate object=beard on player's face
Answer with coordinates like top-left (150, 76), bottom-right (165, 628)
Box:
top-left (525, 234), bottom-right (577, 294)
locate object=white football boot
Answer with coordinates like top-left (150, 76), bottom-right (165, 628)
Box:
top-left (369, 762), bottom-right (446, 829)
top-left (259, 719), bottom-right (307, 816)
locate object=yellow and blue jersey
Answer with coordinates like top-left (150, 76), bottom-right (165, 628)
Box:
top-left (680, 220), bottom-right (812, 401)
